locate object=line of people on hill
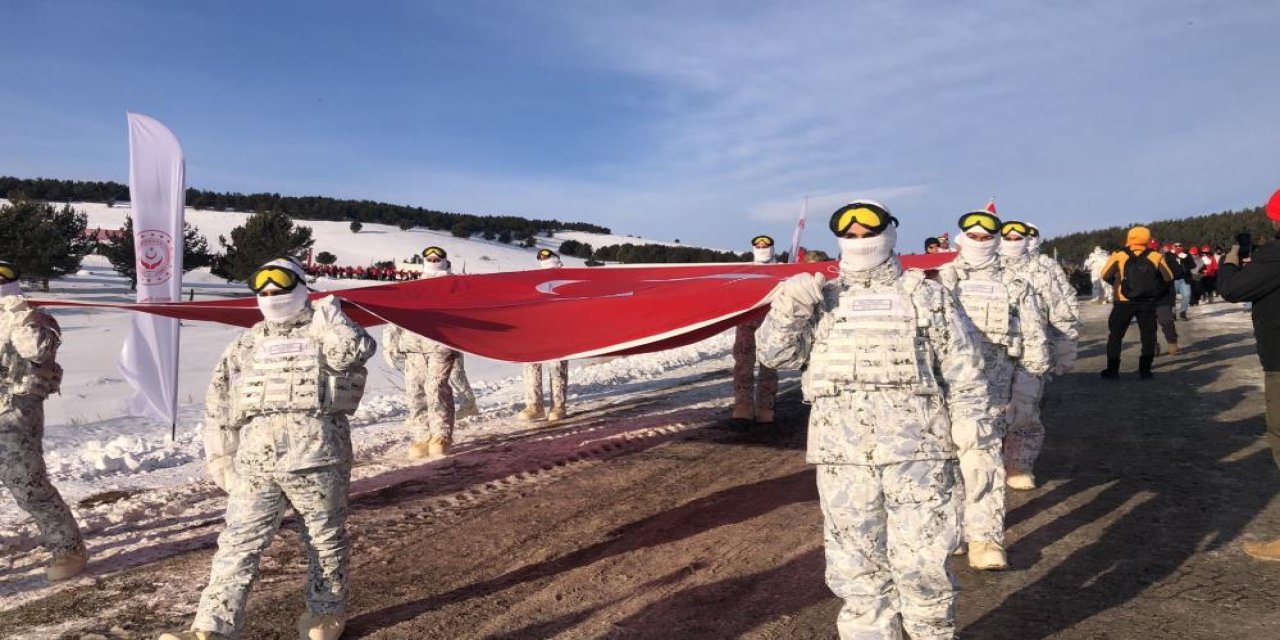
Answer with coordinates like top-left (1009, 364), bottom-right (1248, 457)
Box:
top-left (305, 263), bottom-right (424, 281)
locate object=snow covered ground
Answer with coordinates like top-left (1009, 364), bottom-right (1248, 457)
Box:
top-left (0, 204), bottom-right (751, 611)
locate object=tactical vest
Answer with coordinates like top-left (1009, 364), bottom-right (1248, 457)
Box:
top-left (803, 284), bottom-right (940, 399)
top-left (955, 278), bottom-right (1022, 357)
top-left (233, 334), bottom-right (366, 421)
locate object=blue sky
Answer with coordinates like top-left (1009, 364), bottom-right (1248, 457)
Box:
top-left (3, 0), bottom-right (1279, 254)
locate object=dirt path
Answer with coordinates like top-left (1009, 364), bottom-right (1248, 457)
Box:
top-left (3, 302), bottom-right (1279, 639)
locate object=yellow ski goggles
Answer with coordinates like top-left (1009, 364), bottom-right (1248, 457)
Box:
top-left (829, 203), bottom-right (897, 236)
top-left (536, 249), bottom-right (558, 260)
top-left (751, 235), bottom-right (775, 248)
top-left (0, 262), bottom-right (17, 283)
top-left (248, 265), bottom-right (302, 294)
top-left (957, 211), bottom-right (1001, 234)
top-left (1026, 224), bottom-right (1040, 238)
top-left (422, 246), bottom-right (447, 262)
top-left (1000, 221), bottom-right (1031, 238)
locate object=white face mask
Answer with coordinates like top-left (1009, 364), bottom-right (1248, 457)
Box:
top-left (1000, 236), bottom-right (1029, 257)
top-left (838, 225), bottom-right (897, 272)
top-left (958, 228), bottom-right (999, 264)
top-left (1027, 236), bottom-right (1042, 252)
top-left (0, 280), bottom-right (20, 297)
top-left (422, 260), bottom-right (450, 277)
top-left (257, 287), bottom-right (310, 323)
top-left (752, 247), bottom-right (775, 263)
top-left (538, 257), bottom-right (562, 269)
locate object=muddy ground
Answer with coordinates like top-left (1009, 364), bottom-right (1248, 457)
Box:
top-left (3, 302), bottom-right (1280, 639)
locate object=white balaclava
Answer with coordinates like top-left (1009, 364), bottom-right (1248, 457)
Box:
top-left (539, 256), bottom-right (563, 269)
top-left (1000, 234), bottom-right (1029, 258)
top-left (422, 259), bottom-right (451, 278)
top-left (255, 258), bottom-right (310, 323)
top-left (958, 227), bottom-right (1000, 265)
top-left (752, 246), bottom-right (775, 263)
top-left (838, 225), bottom-right (897, 272)
top-left (1026, 224), bottom-right (1042, 253)
top-left (0, 280), bottom-right (20, 298)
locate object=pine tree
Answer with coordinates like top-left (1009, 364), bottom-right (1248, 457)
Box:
top-left (214, 211), bottom-right (314, 281)
top-left (350, 220), bottom-right (363, 234)
top-left (0, 197), bottom-right (95, 289)
top-left (315, 251), bottom-right (337, 265)
top-left (99, 216), bottom-right (215, 290)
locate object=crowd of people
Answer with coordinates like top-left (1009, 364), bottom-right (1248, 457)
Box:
top-left (304, 263), bottom-right (425, 281)
top-left (4, 194), bottom-right (1280, 639)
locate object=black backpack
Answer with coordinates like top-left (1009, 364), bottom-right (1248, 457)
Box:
top-left (1121, 248), bottom-right (1166, 302)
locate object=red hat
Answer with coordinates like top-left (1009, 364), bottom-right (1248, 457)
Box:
top-left (1147, 239), bottom-right (1160, 250)
top-left (1268, 188), bottom-right (1280, 221)
top-left (1201, 244), bottom-right (1211, 252)
top-left (1189, 247), bottom-right (1200, 255)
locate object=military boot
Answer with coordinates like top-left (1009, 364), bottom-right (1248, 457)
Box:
top-left (1165, 342), bottom-right (1180, 356)
top-left (1138, 355), bottom-right (1154, 380)
top-left (1006, 471), bottom-right (1036, 491)
top-left (46, 546), bottom-right (88, 582)
top-left (157, 631), bottom-right (230, 640)
top-left (546, 406), bottom-right (567, 422)
top-left (297, 612), bottom-right (345, 640)
top-left (1243, 538), bottom-right (1280, 562)
top-left (755, 408), bottom-right (775, 424)
top-left (968, 541), bottom-right (1008, 570)
top-left (516, 406), bottom-right (545, 421)
top-left (408, 435), bottom-right (450, 458)
top-left (730, 401), bottom-right (753, 421)
top-left (1100, 358), bottom-right (1120, 380)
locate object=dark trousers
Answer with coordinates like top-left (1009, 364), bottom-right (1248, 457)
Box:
top-left (1266, 372), bottom-right (1280, 472)
top-left (1156, 303), bottom-right (1177, 343)
top-left (1107, 303), bottom-right (1158, 360)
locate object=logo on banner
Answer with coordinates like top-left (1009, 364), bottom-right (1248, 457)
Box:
top-left (137, 229), bottom-right (174, 286)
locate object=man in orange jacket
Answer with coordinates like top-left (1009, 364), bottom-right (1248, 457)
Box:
top-left (1100, 226), bottom-right (1175, 379)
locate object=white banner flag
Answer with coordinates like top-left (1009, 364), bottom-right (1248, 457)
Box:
top-left (118, 112), bottom-right (184, 432)
top-left (789, 195), bottom-right (808, 263)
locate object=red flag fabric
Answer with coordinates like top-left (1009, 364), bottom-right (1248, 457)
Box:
top-left (985, 197), bottom-right (997, 214)
top-left (34, 255), bottom-right (953, 363)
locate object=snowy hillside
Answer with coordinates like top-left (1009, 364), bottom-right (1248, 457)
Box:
top-left (0, 202), bottom-right (759, 613)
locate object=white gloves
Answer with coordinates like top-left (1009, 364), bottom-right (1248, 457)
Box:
top-left (207, 456), bottom-right (238, 493)
top-left (769, 272), bottom-right (825, 317)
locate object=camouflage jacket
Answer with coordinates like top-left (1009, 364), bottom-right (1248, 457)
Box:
top-left (936, 256), bottom-right (1052, 377)
top-left (0, 296), bottom-right (62, 408)
top-left (756, 257), bottom-right (995, 465)
top-left (203, 296), bottom-right (376, 473)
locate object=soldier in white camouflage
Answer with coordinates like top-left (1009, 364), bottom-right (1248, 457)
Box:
top-left (384, 246), bottom-right (462, 456)
top-left (0, 260), bottom-right (87, 583)
top-left (999, 221), bottom-right (1081, 490)
top-left (937, 214), bottom-right (1052, 571)
top-left (519, 249), bottom-right (571, 422)
top-left (731, 235), bottom-right (780, 424)
top-left (161, 258), bottom-right (375, 640)
top-left (757, 202), bottom-right (995, 640)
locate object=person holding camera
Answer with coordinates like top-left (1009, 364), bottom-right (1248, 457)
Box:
top-left (1216, 188), bottom-right (1280, 562)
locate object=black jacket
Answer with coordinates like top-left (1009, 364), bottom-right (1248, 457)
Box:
top-left (1218, 239), bottom-right (1280, 371)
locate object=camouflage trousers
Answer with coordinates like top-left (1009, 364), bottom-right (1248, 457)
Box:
top-left (404, 351), bottom-right (456, 441)
top-left (817, 460), bottom-right (960, 640)
top-left (1004, 367), bottom-right (1046, 474)
top-left (733, 323), bottom-right (777, 419)
top-left (193, 464), bottom-right (350, 638)
top-left (523, 361), bottom-right (568, 412)
top-left (955, 348), bottom-right (1013, 545)
top-left (0, 395), bottom-right (83, 555)
top-left (450, 354), bottom-right (478, 414)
